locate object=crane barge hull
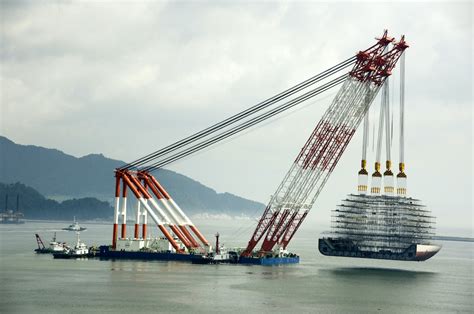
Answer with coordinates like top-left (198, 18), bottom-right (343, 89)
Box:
top-left (98, 246), bottom-right (299, 264)
top-left (98, 245), bottom-right (197, 261)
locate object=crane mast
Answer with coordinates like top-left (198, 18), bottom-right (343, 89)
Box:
top-left (242, 31), bottom-right (408, 256)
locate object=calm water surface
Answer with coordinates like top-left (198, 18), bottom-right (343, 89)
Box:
top-left (0, 220), bottom-right (472, 313)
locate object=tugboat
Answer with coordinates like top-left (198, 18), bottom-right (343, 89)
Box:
top-left (62, 217), bottom-right (87, 231)
top-left (34, 233), bottom-right (68, 254)
top-left (53, 232), bottom-right (89, 259)
top-left (192, 233), bottom-right (238, 264)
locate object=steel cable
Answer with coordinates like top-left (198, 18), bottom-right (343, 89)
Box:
top-left (120, 56), bottom-right (356, 170)
top-left (143, 74), bottom-right (348, 172)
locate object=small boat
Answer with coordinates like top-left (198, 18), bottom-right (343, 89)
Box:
top-left (35, 233), bottom-right (68, 254)
top-left (191, 250), bottom-right (238, 264)
top-left (1, 195), bottom-right (25, 224)
top-left (53, 232), bottom-right (90, 259)
top-left (62, 217), bottom-right (87, 231)
top-left (191, 232), bottom-right (238, 264)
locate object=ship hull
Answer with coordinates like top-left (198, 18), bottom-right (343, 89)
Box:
top-left (53, 253), bottom-right (91, 259)
top-left (98, 246), bottom-right (196, 261)
top-left (62, 227), bottom-right (87, 231)
top-left (35, 248), bottom-right (54, 254)
top-left (98, 246), bottom-right (299, 265)
top-left (318, 238), bottom-right (441, 262)
top-left (415, 244), bottom-right (442, 261)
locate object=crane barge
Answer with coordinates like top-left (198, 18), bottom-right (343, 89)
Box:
top-left (98, 31), bottom-right (419, 264)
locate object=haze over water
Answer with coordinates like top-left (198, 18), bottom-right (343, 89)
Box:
top-left (0, 219), bottom-right (472, 313)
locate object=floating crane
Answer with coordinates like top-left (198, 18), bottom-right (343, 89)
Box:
top-left (107, 31), bottom-right (411, 264)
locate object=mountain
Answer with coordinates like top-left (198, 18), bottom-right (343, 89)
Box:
top-left (0, 182), bottom-right (112, 220)
top-left (0, 136), bottom-right (264, 215)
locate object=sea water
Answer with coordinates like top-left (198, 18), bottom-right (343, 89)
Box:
top-left (0, 219), bottom-right (472, 313)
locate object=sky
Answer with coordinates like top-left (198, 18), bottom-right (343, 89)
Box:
top-left (0, 1), bottom-right (472, 234)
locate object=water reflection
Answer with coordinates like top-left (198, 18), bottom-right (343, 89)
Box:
top-left (325, 266), bottom-right (438, 280)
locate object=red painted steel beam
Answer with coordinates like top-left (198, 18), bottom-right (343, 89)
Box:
top-left (189, 225), bottom-right (210, 247)
top-left (241, 206), bottom-right (278, 257)
top-left (121, 171), bottom-right (184, 253)
top-left (142, 172), bottom-right (202, 248)
top-left (261, 210), bottom-right (299, 253)
top-left (260, 210), bottom-right (291, 252)
top-left (130, 173), bottom-right (194, 250)
top-left (179, 225), bottom-right (201, 248)
top-left (169, 225), bottom-right (193, 249)
top-left (281, 210), bottom-right (309, 249)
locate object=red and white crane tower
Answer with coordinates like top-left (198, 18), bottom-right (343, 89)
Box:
top-left (112, 170), bottom-right (209, 252)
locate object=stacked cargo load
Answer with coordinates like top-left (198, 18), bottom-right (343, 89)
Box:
top-left (319, 194), bottom-right (440, 261)
top-left (319, 193), bottom-right (438, 258)
top-left (319, 51), bottom-right (441, 261)
top-left (331, 195), bottom-right (435, 253)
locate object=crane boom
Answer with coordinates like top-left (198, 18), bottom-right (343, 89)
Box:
top-left (242, 31), bottom-right (408, 256)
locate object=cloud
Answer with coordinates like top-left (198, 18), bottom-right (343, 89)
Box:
top-left (0, 1), bottom-right (472, 231)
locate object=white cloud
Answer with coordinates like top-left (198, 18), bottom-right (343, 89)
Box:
top-left (0, 1), bottom-right (472, 231)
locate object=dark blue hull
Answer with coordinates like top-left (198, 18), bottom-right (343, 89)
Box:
top-left (53, 252), bottom-right (93, 259)
top-left (238, 256), bottom-right (300, 265)
top-left (35, 248), bottom-right (54, 254)
top-left (98, 246), bottom-right (196, 261)
top-left (98, 246), bottom-right (300, 265)
top-left (318, 238), bottom-right (440, 261)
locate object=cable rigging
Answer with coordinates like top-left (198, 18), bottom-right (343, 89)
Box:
top-left (142, 74), bottom-right (348, 171)
top-left (120, 56), bottom-right (357, 171)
